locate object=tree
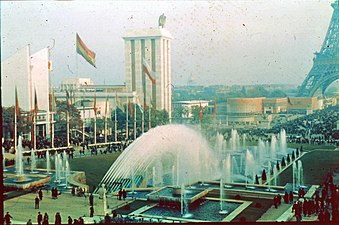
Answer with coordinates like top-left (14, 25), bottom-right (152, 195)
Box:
top-left (2, 106), bottom-right (31, 139)
top-left (54, 100), bottom-right (82, 136)
top-left (191, 105), bottom-right (211, 124)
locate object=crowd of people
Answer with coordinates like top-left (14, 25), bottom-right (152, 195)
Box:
top-left (288, 170), bottom-right (339, 222)
top-left (236, 105), bottom-right (338, 145)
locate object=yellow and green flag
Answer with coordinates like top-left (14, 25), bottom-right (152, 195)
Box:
top-left (76, 33), bottom-right (96, 68)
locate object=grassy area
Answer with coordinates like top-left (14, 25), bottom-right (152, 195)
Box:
top-left (278, 149), bottom-right (339, 186)
top-left (69, 152), bottom-right (121, 192)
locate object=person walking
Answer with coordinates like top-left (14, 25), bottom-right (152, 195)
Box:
top-left (35, 196), bottom-right (40, 209)
top-left (37, 212), bottom-right (43, 225)
top-left (122, 189), bottom-right (127, 200)
top-left (38, 189), bottom-right (43, 201)
top-left (289, 191), bottom-right (293, 203)
top-left (90, 206), bottom-right (94, 217)
top-left (89, 193), bottom-right (94, 206)
top-left (43, 212), bottom-right (49, 225)
top-left (67, 216), bottom-right (72, 225)
top-left (104, 213), bottom-right (111, 224)
top-left (4, 212), bottom-right (13, 225)
top-left (55, 212), bottom-right (61, 225)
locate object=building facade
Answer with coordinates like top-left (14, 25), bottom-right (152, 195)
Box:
top-left (123, 27), bottom-right (172, 119)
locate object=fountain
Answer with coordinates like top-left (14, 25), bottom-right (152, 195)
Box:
top-left (224, 154), bottom-right (231, 183)
top-left (15, 136), bottom-right (24, 181)
top-left (245, 149), bottom-right (254, 184)
top-left (95, 125), bottom-right (219, 193)
top-left (99, 125), bottom-right (304, 222)
top-left (30, 149), bottom-right (37, 173)
top-left (54, 154), bottom-right (60, 183)
top-left (180, 183), bottom-right (193, 218)
top-left (3, 135), bottom-right (52, 190)
top-left (271, 135), bottom-right (277, 160)
top-left (230, 129), bottom-right (240, 150)
top-left (280, 129), bottom-right (287, 156)
top-left (297, 160), bottom-right (304, 188)
top-left (292, 160), bottom-right (304, 191)
top-left (266, 161), bottom-right (271, 191)
top-left (242, 134), bottom-right (246, 146)
top-left (258, 139), bottom-right (265, 165)
top-left (46, 151), bottom-right (51, 174)
top-left (219, 179), bottom-right (228, 214)
top-left (273, 166), bottom-right (278, 186)
top-left (3, 147), bottom-right (8, 171)
top-left (65, 158), bottom-right (71, 188)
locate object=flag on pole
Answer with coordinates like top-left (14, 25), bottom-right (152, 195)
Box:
top-left (49, 89), bottom-right (56, 112)
top-left (212, 100), bottom-right (217, 119)
top-left (287, 97), bottom-right (293, 106)
top-left (34, 88), bottom-right (39, 113)
top-left (76, 33), bottom-right (96, 68)
top-left (136, 97), bottom-right (144, 113)
top-left (116, 93), bottom-right (125, 112)
top-left (142, 57), bottom-right (156, 85)
top-left (15, 86), bottom-right (20, 116)
top-left (128, 99), bottom-right (133, 117)
top-left (199, 102), bottom-right (203, 122)
top-left (48, 60), bottom-right (53, 71)
top-left (66, 90), bottom-right (71, 111)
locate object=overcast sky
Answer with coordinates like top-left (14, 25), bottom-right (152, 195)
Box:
top-left (1, 0), bottom-right (334, 87)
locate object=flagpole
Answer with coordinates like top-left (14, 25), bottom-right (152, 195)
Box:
top-left (94, 115), bottom-right (97, 145)
top-left (142, 107), bottom-right (145, 134)
top-left (34, 111), bottom-right (37, 150)
top-left (149, 105), bottom-right (151, 130)
top-left (82, 89), bottom-right (85, 144)
top-left (51, 112), bottom-right (54, 148)
top-left (104, 94), bottom-right (108, 143)
top-left (126, 98), bottom-right (129, 140)
top-left (134, 102), bottom-right (137, 140)
top-left (114, 93), bottom-right (118, 142)
top-left (14, 103), bottom-right (17, 152)
top-left (104, 114), bottom-right (107, 143)
top-left (66, 111), bottom-right (70, 146)
top-left (93, 91), bottom-right (97, 145)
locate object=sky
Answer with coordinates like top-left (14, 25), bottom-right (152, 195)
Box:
top-left (1, 0), bottom-right (334, 87)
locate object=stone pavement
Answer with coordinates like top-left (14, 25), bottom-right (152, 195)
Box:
top-left (4, 190), bottom-right (133, 224)
top-left (256, 203), bottom-right (292, 222)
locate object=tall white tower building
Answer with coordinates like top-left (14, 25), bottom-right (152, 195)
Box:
top-left (123, 27), bottom-right (172, 119)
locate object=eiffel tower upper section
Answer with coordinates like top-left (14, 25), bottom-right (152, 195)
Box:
top-left (298, 0), bottom-right (339, 97)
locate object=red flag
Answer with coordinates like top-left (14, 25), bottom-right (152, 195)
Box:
top-left (15, 86), bottom-right (20, 116)
top-left (128, 99), bottom-right (133, 117)
top-left (213, 100), bottom-right (216, 119)
top-left (26, 111), bottom-right (30, 122)
top-left (199, 102), bottom-right (203, 122)
top-left (142, 57), bottom-right (156, 85)
top-left (66, 90), bottom-right (71, 111)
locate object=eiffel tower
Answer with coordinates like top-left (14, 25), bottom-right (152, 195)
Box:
top-left (298, 0), bottom-right (339, 97)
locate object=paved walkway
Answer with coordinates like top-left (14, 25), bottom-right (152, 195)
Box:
top-left (4, 190), bottom-right (133, 224)
top-left (256, 203), bottom-right (292, 222)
